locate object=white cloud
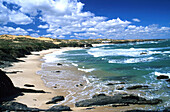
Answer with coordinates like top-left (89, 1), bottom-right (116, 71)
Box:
top-left (9, 11), bottom-right (32, 24)
top-left (0, 26), bottom-right (28, 35)
top-left (1, 0), bottom-right (170, 39)
top-left (38, 24), bottom-right (48, 29)
top-left (27, 29), bottom-right (34, 32)
top-left (30, 33), bottom-right (40, 37)
top-left (132, 18), bottom-right (141, 22)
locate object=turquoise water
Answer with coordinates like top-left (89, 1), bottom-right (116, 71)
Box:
top-left (61, 40), bottom-right (170, 109)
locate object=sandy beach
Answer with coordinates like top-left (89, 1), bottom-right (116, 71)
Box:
top-left (1, 47), bottom-right (154, 112)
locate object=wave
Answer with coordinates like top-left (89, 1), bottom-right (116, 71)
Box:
top-left (78, 68), bottom-right (96, 73)
top-left (72, 63), bottom-right (78, 67)
top-left (108, 57), bottom-right (155, 64)
top-left (43, 51), bottom-right (65, 63)
top-left (154, 72), bottom-right (170, 78)
top-left (87, 47), bottom-right (170, 57)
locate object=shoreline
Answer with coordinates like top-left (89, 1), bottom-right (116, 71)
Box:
top-left (2, 47), bottom-right (82, 109)
top-left (1, 45), bottom-right (166, 112)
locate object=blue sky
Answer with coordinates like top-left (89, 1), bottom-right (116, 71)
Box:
top-left (0, 0), bottom-right (170, 39)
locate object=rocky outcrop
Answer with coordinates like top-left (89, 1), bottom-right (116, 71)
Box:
top-left (46, 105), bottom-right (72, 111)
top-left (126, 85), bottom-right (149, 90)
top-left (0, 102), bottom-right (72, 111)
top-left (46, 96), bottom-right (65, 104)
top-left (75, 94), bottom-right (162, 107)
top-left (24, 84), bottom-right (35, 87)
top-left (0, 102), bottom-right (41, 111)
top-left (0, 69), bottom-right (21, 102)
top-left (157, 75), bottom-right (169, 79)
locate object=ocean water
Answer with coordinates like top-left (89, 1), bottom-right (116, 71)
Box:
top-left (39, 40), bottom-right (170, 109)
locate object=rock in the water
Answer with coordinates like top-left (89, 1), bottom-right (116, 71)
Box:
top-left (140, 52), bottom-right (147, 55)
top-left (157, 75), bottom-right (169, 79)
top-left (126, 85), bottom-right (149, 90)
top-left (46, 105), bottom-right (71, 111)
top-left (107, 82), bottom-right (125, 86)
top-left (92, 94), bottom-right (106, 98)
top-left (46, 96), bottom-right (65, 104)
top-left (116, 85), bottom-right (125, 90)
top-left (0, 69), bottom-right (20, 102)
top-left (86, 44), bottom-right (93, 47)
top-left (75, 94), bottom-right (162, 107)
top-left (166, 79), bottom-right (170, 82)
top-left (24, 84), bottom-right (35, 87)
top-left (57, 63), bottom-right (62, 66)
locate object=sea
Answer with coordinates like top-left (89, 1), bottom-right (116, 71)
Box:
top-left (37, 39), bottom-right (170, 110)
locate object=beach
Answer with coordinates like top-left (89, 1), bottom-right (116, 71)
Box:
top-left (2, 41), bottom-right (169, 111)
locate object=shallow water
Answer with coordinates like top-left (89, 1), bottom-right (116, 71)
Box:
top-left (38, 40), bottom-right (170, 110)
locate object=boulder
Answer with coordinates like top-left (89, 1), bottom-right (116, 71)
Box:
top-left (0, 69), bottom-right (20, 102)
top-left (75, 94), bottom-right (162, 107)
top-left (0, 102), bottom-right (41, 111)
top-left (157, 75), bottom-right (169, 79)
top-left (126, 85), bottom-right (149, 90)
top-left (116, 85), bottom-right (125, 90)
top-left (92, 94), bottom-right (106, 98)
top-left (86, 44), bottom-right (93, 47)
top-left (46, 105), bottom-right (71, 111)
top-left (166, 79), bottom-right (170, 82)
top-left (57, 63), bottom-right (62, 66)
top-left (46, 96), bottom-right (65, 104)
top-left (106, 82), bottom-right (125, 86)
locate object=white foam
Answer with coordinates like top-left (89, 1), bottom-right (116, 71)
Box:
top-left (87, 47), bottom-right (170, 58)
top-left (72, 63), bottom-right (78, 67)
top-left (154, 72), bottom-right (170, 78)
top-left (78, 68), bottom-right (95, 73)
top-left (43, 51), bottom-right (65, 63)
top-left (108, 57), bottom-right (155, 64)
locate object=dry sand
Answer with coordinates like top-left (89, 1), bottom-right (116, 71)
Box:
top-left (2, 47), bottom-right (146, 112)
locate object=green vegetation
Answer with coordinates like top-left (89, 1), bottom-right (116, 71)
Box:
top-left (0, 37), bottom-right (60, 68)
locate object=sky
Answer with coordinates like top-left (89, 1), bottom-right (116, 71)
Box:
top-left (0, 0), bottom-right (170, 39)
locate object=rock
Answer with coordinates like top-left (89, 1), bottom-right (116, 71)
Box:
top-left (92, 93), bottom-right (106, 98)
top-left (24, 84), bottom-right (35, 87)
top-left (86, 44), bottom-right (93, 47)
top-left (157, 75), bottom-right (169, 79)
top-left (125, 109), bottom-right (159, 112)
top-left (166, 79), bottom-right (170, 82)
top-left (0, 69), bottom-right (21, 102)
top-left (116, 85), bottom-right (125, 90)
top-left (126, 85), bottom-right (149, 90)
top-left (53, 71), bottom-right (61, 73)
top-left (5, 71), bottom-right (23, 74)
top-left (85, 107), bottom-right (95, 110)
top-left (140, 52), bottom-right (147, 55)
top-left (46, 96), bottom-right (65, 104)
top-left (0, 102), bottom-right (41, 111)
top-left (46, 105), bottom-right (71, 111)
top-left (57, 63), bottom-right (62, 66)
top-left (107, 82), bottom-right (125, 86)
top-left (80, 84), bottom-right (83, 86)
top-left (75, 94), bottom-right (162, 107)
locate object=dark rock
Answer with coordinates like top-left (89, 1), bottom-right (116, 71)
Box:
top-left (116, 85), bottom-right (125, 90)
top-left (126, 85), bottom-right (149, 90)
top-left (53, 70), bottom-right (61, 73)
top-left (80, 84), bottom-right (83, 86)
top-left (75, 94), bottom-right (162, 107)
top-left (125, 110), bottom-right (158, 112)
top-left (46, 96), bottom-right (65, 104)
top-left (166, 79), bottom-right (170, 82)
top-left (0, 102), bottom-right (41, 111)
top-left (5, 71), bottom-right (23, 74)
top-left (85, 107), bottom-right (95, 110)
top-left (86, 44), bottom-right (93, 47)
top-left (46, 105), bottom-right (71, 111)
top-left (17, 87), bottom-right (46, 93)
top-left (106, 82), bottom-right (125, 86)
top-left (140, 52), bottom-right (147, 55)
top-left (92, 94), bottom-right (106, 98)
top-left (24, 84), bottom-right (35, 87)
top-left (157, 75), bottom-right (169, 79)
top-left (112, 103), bottom-right (129, 107)
top-left (76, 85), bottom-right (79, 87)
top-left (57, 63), bottom-right (62, 66)
top-left (0, 69), bottom-right (21, 102)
